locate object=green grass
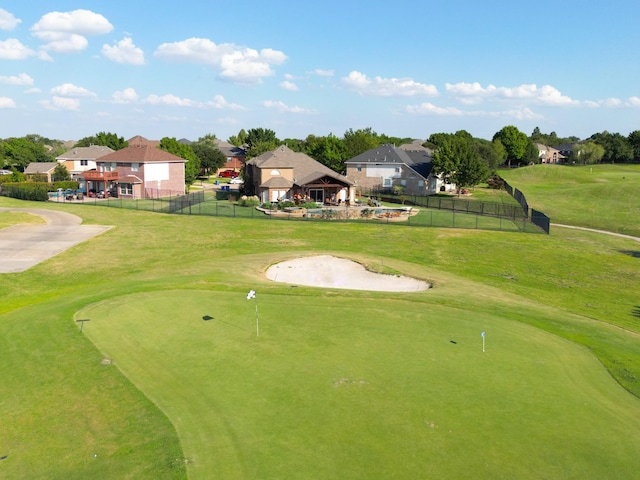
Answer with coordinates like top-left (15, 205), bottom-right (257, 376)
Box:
top-left (0, 210), bottom-right (46, 228)
top-left (1, 193), bottom-right (639, 478)
top-left (500, 164), bottom-right (640, 236)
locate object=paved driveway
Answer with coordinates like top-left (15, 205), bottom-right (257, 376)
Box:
top-left (0, 208), bottom-right (111, 273)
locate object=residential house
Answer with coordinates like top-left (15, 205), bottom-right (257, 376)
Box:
top-left (56, 145), bottom-right (115, 191)
top-left (213, 139), bottom-right (246, 175)
top-left (24, 162), bottom-right (58, 182)
top-left (345, 143), bottom-right (454, 196)
top-left (245, 145), bottom-right (355, 204)
top-left (83, 137), bottom-right (187, 198)
top-left (536, 143), bottom-right (565, 164)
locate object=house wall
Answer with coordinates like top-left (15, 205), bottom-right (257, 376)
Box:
top-left (258, 167), bottom-right (294, 184)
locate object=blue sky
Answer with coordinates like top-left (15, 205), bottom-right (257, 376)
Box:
top-left (1, 1), bottom-right (639, 143)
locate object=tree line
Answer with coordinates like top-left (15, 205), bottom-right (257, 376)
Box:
top-left (2, 126), bottom-right (640, 189)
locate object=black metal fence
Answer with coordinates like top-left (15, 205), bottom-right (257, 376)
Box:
top-left (501, 178), bottom-right (550, 234)
top-left (53, 189), bottom-right (547, 234)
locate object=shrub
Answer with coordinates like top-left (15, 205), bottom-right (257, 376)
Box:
top-left (277, 200), bottom-right (296, 210)
top-left (238, 195), bottom-right (260, 207)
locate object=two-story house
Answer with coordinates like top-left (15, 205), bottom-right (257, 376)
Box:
top-left (345, 143), bottom-right (454, 196)
top-left (245, 145), bottom-right (355, 204)
top-left (83, 137), bottom-right (187, 198)
top-left (56, 145), bottom-right (115, 192)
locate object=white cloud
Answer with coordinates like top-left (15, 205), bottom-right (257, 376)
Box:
top-left (405, 102), bottom-right (542, 120)
top-left (0, 97), bottom-right (17, 108)
top-left (25, 87), bottom-right (41, 94)
top-left (406, 102), bottom-right (463, 116)
top-left (0, 39), bottom-right (41, 60)
top-left (41, 96), bottom-right (81, 110)
top-left (626, 96), bottom-right (640, 107)
top-left (102, 37), bottom-right (145, 65)
top-left (280, 80), bottom-right (298, 91)
top-left (143, 93), bottom-right (196, 107)
top-left (111, 87), bottom-right (138, 104)
top-left (50, 83), bottom-right (96, 97)
top-left (340, 71), bottom-right (438, 97)
top-left (445, 82), bottom-right (578, 106)
top-left (154, 37), bottom-right (287, 84)
top-left (311, 68), bottom-right (334, 77)
top-left (0, 8), bottom-right (21, 30)
top-left (204, 95), bottom-right (246, 110)
top-left (262, 100), bottom-right (317, 114)
top-left (0, 73), bottom-right (34, 85)
top-left (31, 9), bottom-right (113, 53)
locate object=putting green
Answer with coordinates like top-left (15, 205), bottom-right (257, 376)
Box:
top-left (79, 290), bottom-right (640, 479)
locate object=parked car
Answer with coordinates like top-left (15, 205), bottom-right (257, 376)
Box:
top-left (219, 170), bottom-right (239, 178)
top-left (230, 177), bottom-right (244, 184)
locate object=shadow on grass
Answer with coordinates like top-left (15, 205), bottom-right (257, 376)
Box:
top-left (202, 314), bottom-right (249, 331)
top-left (620, 250), bottom-right (640, 258)
top-left (632, 307), bottom-right (640, 318)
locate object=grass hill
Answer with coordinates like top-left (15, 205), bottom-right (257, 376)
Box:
top-left (499, 163), bottom-right (640, 237)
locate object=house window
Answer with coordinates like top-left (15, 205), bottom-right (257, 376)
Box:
top-left (80, 159), bottom-right (88, 166)
top-left (395, 167), bottom-right (400, 173)
top-left (357, 165), bottom-right (362, 172)
top-left (383, 178), bottom-right (391, 187)
top-left (119, 183), bottom-right (133, 195)
top-left (401, 179), bottom-right (406, 186)
top-left (270, 169), bottom-right (280, 176)
top-left (131, 163), bottom-right (139, 172)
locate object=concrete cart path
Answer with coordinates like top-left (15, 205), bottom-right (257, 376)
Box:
top-left (0, 208), bottom-right (112, 273)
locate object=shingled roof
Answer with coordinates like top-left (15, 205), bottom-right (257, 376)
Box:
top-left (56, 145), bottom-right (114, 160)
top-left (248, 145), bottom-right (352, 186)
top-left (346, 143), bottom-right (434, 179)
top-left (97, 144), bottom-right (187, 164)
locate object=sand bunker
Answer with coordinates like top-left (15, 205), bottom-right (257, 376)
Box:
top-left (265, 255), bottom-right (429, 292)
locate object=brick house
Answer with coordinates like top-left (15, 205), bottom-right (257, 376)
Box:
top-left (245, 145), bottom-right (355, 204)
top-left (83, 138), bottom-right (187, 198)
top-left (213, 139), bottom-right (246, 175)
top-left (345, 143), bottom-right (454, 196)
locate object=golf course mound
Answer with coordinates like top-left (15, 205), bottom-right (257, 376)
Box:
top-left (265, 255), bottom-right (430, 291)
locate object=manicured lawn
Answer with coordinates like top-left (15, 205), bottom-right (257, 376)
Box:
top-left (77, 289), bottom-right (640, 479)
top-left (500, 164), bottom-right (640, 236)
top-left (1, 193), bottom-right (639, 479)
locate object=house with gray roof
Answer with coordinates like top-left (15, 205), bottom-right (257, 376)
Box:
top-left (213, 139), bottom-right (246, 175)
top-left (56, 145), bottom-right (115, 188)
top-left (245, 145), bottom-right (354, 204)
top-left (345, 143), bottom-right (454, 196)
top-left (24, 162), bottom-right (59, 182)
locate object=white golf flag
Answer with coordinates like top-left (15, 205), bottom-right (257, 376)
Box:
top-left (247, 290), bottom-right (256, 300)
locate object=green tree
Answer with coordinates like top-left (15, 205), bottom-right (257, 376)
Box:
top-left (304, 134), bottom-right (347, 172)
top-left (590, 131), bottom-right (633, 163)
top-left (191, 142), bottom-right (226, 177)
top-left (228, 129), bottom-right (247, 147)
top-left (52, 162), bottom-right (70, 181)
top-left (493, 126), bottom-right (529, 166)
top-left (159, 137), bottom-right (200, 186)
top-left (245, 128), bottom-right (279, 159)
top-left (343, 127), bottom-right (381, 159)
top-left (2, 137), bottom-right (50, 169)
top-left (75, 132), bottom-right (128, 150)
top-left (627, 130), bottom-right (640, 162)
top-left (575, 141), bottom-right (605, 165)
top-left (430, 131), bottom-right (488, 193)
top-left (473, 138), bottom-right (502, 174)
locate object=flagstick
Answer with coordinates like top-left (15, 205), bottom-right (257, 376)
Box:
top-left (255, 295), bottom-right (259, 337)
